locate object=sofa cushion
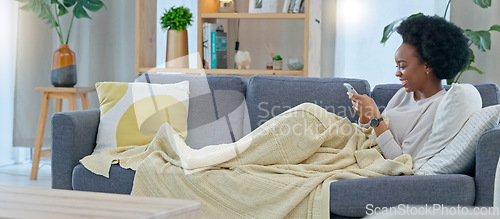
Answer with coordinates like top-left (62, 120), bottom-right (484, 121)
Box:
top-left (246, 75), bottom-right (370, 130)
top-left (417, 104), bottom-right (500, 175)
top-left (329, 174), bottom-right (475, 217)
top-left (413, 83), bottom-right (482, 171)
top-left (72, 164), bottom-right (134, 194)
top-left (468, 82), bottom-right (500, 107)
top-left (93, 81), bottom-right (190, 154)
top-left (135, 73), bottom-right (250, 149)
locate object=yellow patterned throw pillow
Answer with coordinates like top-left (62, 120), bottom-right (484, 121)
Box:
top-left (93, 81), bottom-right (189, 154)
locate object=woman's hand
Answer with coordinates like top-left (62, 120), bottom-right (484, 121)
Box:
top-left (347, 92), bottom-right (382, 124)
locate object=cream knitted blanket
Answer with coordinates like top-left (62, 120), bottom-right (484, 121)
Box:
top-left (81, 103), bottom-right (413, 219)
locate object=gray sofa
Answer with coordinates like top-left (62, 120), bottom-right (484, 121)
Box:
top-left (52, 74), bottom-right (500, 218)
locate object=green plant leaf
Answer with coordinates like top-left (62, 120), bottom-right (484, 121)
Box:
top-left (473, 0), bottom-right (491, 8)
top-left (63, 0), bottom-right (77, 7)
top-left (19, 2), bottom-right (33, 12)
top-left (160, 6), bottom-right (193, 31)
top-left (73, 1), bottom-right (90, 19)
top-left (82, 0), bottom-right (105, 12)
top-left (18, 0), bottom-right (58, 27)
top-left (478, 30), bottom-right (491, 51)
top-left (469, 48), bottom-right (475, 63)
top-left (468, 65), bottom-right (484, 74)
top-left (464, 30), bottom-right (486, 51)
top-left (490, 24), bottom-right (500, 32)
top-left (380, 13), bottom-right (423, 44)
top-left (57, 2), bottom-right (69, 16)
top-left (380, 18), bottom-right (403, 44)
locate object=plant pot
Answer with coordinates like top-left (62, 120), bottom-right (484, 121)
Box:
top-left (166, 29), bottom-right (189, 68)
top-left (51, 44), bottom-right (77, 87)
top-left (273, 60), bottom-right (283, 70)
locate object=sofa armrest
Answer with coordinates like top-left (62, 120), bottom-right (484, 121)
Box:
top-left (475, 123), bottom-right (500, 206)
top-left (51, 109), bottom-right (100, 190)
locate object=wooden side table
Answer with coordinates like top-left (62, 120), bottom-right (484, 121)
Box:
top-left (31, 87), bottom-right (96, 180)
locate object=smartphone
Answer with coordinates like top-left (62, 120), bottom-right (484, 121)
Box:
top-left (343, 83), bottom-right (358, 94)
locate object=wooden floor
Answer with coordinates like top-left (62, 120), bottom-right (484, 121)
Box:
top-left (0, 158), bottom-right (51, 189)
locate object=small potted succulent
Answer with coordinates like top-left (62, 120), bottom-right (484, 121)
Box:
top-left (272, 55), bottom-right (283, 70)
top-left (160, 6), bottom-right (193, 68)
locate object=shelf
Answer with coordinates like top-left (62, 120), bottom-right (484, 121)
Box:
top-left (135, 0), bottom-right (309, 77)
top-left (201, 13), bottom-right (306, 19)
top-left (138, 68), bottom-right (305, 76)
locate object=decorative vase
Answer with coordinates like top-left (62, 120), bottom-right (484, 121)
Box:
top-left (166, 29), bottom-right (189, 68)
top-left (51, 44), bottom-right (77, 87)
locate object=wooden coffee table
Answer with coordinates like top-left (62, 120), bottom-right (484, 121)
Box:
top-left (0, 186), bottom-right (200, 218)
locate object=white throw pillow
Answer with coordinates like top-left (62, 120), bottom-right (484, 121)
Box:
top-left (416, 104), bottom-right (500, 174)
top-left (413, 83), bottom-right (482, 170)
top-left (93, 81), bottom-right (190, 154)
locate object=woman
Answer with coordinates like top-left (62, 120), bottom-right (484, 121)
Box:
top-left (349, 15), bottom-right (469, 160)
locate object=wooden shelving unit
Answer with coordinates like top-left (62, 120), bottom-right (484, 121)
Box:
top-left (135, 0), bottom-right (309, 76)
top-left (200, 13), bottom-right (307, 19)
top-left (137, 67), bottom-right (305, 76)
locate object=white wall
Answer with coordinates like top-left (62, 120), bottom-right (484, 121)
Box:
top-left (0, 1), bottom-right (18, 165)
top-left (451, 1), bottom-right (500, 84)
top-left (321, 0), bottom-right (336, 78)
top-left (333, 0), bottom-right (448, 86)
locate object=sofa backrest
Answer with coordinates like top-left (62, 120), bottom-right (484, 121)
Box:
top-left (246, 75), bottom-right (371, 130)
top-left (372, 83), bottom-right (500, 112)
top-left (133, 73), bottom-right (500, 149)
top-left (135, 73), bottom-right (249, 149)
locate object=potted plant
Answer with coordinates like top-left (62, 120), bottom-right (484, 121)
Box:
top-left (380, 0), bottom-right (499, 84)
top-left (160, 6), bottom-right (193, 68)
top-left (17, 0), bottom-right (105, 87)
top-left (272, 55), bottom-right (283, 70)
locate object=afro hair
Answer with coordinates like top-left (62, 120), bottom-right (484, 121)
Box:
top-left (397, 15), bottom-right (470, 80)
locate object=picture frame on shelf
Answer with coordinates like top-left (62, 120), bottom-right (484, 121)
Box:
top-left (248, 0), bottom-right (263, 13)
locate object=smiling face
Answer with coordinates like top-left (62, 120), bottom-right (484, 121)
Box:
top-left (394, 43), bottom-right (431, 93)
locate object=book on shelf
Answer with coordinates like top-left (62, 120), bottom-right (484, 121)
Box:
top-left (215, 30), bottom-right (227, 69)
top-left (203, 22), bottom-right (226, 69)
top-left (282, 0), bottom-right (291, 13)
top-left (287, 0), bottom-right (304, 13)
top-left (292, 0), bottom-right (302, 13)
top-left (288, 0), bottom-right (295, 13)
top-left (300, 0), bottom-right (305, 13)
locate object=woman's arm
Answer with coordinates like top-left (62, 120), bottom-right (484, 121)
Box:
top-left (348, 92), bottom-right (388, 137)
top-left (348, 92), bottom-right (403, 159)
